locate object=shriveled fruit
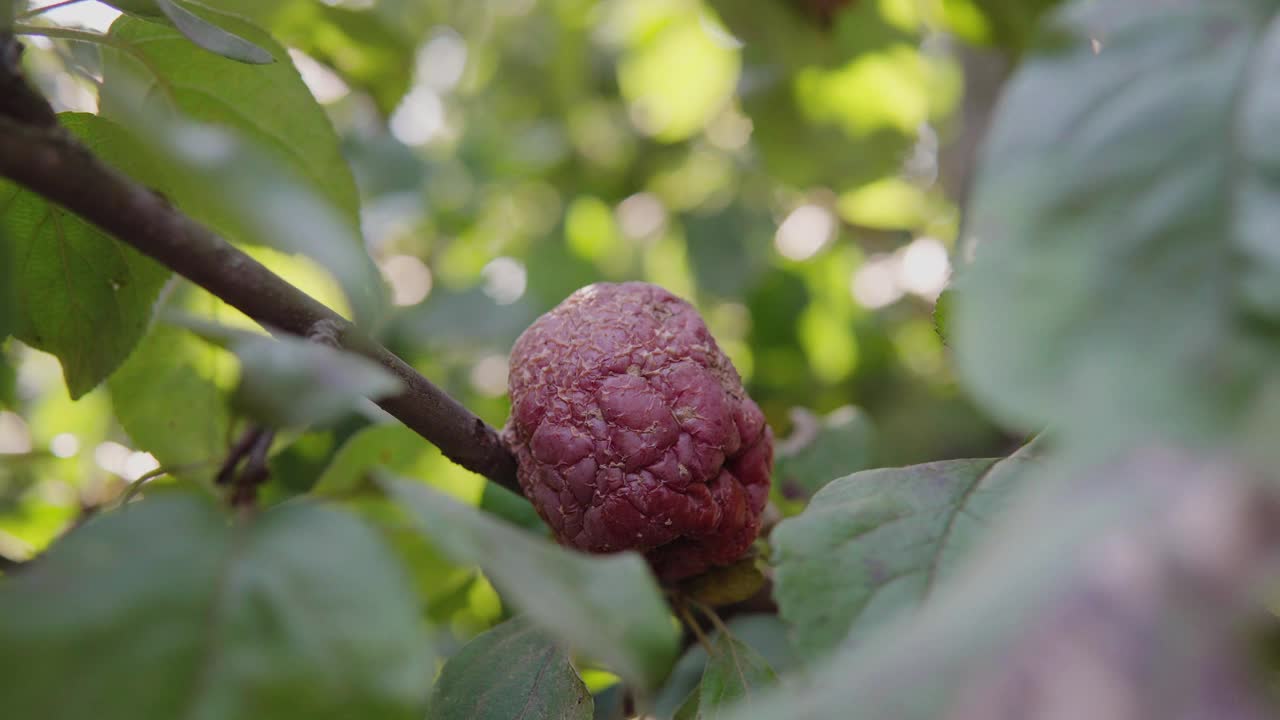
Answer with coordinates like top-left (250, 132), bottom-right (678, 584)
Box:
top-left (504, 282), bottom-right (773, 582)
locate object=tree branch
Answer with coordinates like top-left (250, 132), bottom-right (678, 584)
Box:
top-left (0, 33), bottom-right (521, 494)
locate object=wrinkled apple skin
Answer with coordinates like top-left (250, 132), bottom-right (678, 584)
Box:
top-left (504, 282), bottom-right (773, 582)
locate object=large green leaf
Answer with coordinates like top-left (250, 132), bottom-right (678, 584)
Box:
top-left (0, 113), bottom-right (170, 398)
top-left (98, 11), bottom-right (385, 326)
top-left (772, 442), bottom-right (1039, 657)
top-left (723, 448), bottom-right (1280, 720)
top-left (102, 9), bottom-right (356, 221)
top-left (953, 0), bottom-right (1280, 443)
top-left (382, 476), bottom-right (680, 692)
top-left (0, 493), bottom-right (433, 719)
top-left (426, 616), bottom-right (593, 720)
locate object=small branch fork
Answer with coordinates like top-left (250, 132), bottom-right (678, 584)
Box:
top-left (0, 32), bottom-right (521, 494)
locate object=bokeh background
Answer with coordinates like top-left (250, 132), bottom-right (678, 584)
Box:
top-left (1, 0), bottom-right (1048, 590)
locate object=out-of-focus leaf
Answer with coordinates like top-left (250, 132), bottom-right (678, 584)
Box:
top-left (0, 229), bottom-right (12, 343)
top-left (480, 481), bottom-right (546, 532)
top-left (745, 81), bottom-right (910, 190)
top-left (692, 632), bottom-right (777, 719)
top-left (98, 0), bottom-right (167, 18)
top-left (101, 0), bottom-right (273, 62)
top-left (312, 423), bottom-right (424, 495)
top-left (685, 205), bottom-right (773, 298)
top-left (773, 406), bottom-right (876, 500)
top-left (102, 9), bottom-right (350, 217)
top-left (403, 286), bottom-right (539, 350)
top-left (954, 2), bottom-right (1280, 443)
top-left (156, 0), bottom-right (273, 63)
top-left (426, 616), bottom-right (593, 720)
top-left (0, 351), bottom-right (14, 410)
top-left (654, 615), bottom-right (794, 719)
top-left (724, 448), bottom-right (1280, 720)
top-left (613, 3), bottom-right (740, 143)
top-left (0, 113), bottom-right (170, 399)
top-left (709, 0), bottom-right (909, 70)
top-left (773, 441), bottom-right (1040, 657)
top-left (382, 476), bottom-right (680, 691)
top-left (98, 13), bottom-right (385, 326)
top-left (0, 493), bottom-right (433, 719)
top-left (108, 311), bottom-right (233, 483)
top-left (943, 0), bottom-right (1063, 51)
top-left (932, 288), bottom-right (953, 347)
top-left (221, 332), bottom-right (401, 429)
top-left (275, 3), bottom-right (414, 113)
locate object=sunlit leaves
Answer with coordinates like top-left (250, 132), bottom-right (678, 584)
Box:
top-left (97, 10), bottom-right (386, 326)
top-left (102, 9), bottom-right (352, 219)
top-left (0, 113), bottom-right (170, 399)
top-left (610, 0), bottom-right (741, 142)
top-left (772, 443), bottom-right (1038, 656)
top-left (312, 422), bottom-right (486, 504)
top-left (426, 616), bottom-right (593, 720)
top-left (383, 476), bottom-right (680, 691)
top-left (953, 1), bottom-right (1280, 443)
top-left (0, 493), bottom-right (434, 720)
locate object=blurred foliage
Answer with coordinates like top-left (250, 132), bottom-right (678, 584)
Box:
top-left (0, 0), bottom-right (1073, 715)
top-left (0, 0), bottom-right (1035, 561)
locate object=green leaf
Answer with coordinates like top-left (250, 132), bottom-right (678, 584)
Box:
top-left (274, 2), bottom-right (414, 113)
top-left (157, 0), bottom-right (274, 64)
top-left (0, 113), bottom-right (170, 399)
top-left (426, 616), bottom-right (593, 720)
top-left (0, 350), bottom-right (15, 410)
top-left (654, 616), bottom-right (794, 719)
top-left (382, 476), bottom-right (680, 691)
top-left (98, 10), bottom-right (386, 326)
top-left (312, 423), bottom-right (425, 496)
top-left (103, 9), bottom-right (350, 217)
top-left (0, 492), bottom-right (433, 719)
top-left (773, 406), bottom-right (876, 500)
top-left (694, 632), bottom-right (777, 718)
top-left (953, 1), bottom-right (1280, 443)
top-left (228, 333), bottom-right (402, 428)
top-left (673, 688), bottom-right (700, 720)
top-left (772, 442), bottom-right (1040, 657)
top-left (108, 312), bottom-right (233, 483)
top-left (942, 0), bottom-right (1063, 51)
top-left (932, 288), bottom-right (953, 347)
top-left (100, 0), bottom-right (273, 62)
top-left (720, 448), bottom-right (1279, 720)
top-left (0, 227), bottom-right (13, 343)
